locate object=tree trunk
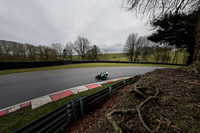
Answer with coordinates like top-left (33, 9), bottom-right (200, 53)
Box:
top-left (188, 15), bottom-right (200, 73)
top-left (167, 51), bottom-right (170, 63)
top-left (183, 50), bottom-right (186, 64)
top-left (194, 17), bottom-right (200, 62)
top-left (130, 53), bottom-right (133, 62)
top-left (176, 51), bottom-right (179, 64)
top-left (173, 48), bottom-right (177, 63)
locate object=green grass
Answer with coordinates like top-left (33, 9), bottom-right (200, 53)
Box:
top-left (107, 51), bottom-right (188, 64)
top-left (72, 55), bottom-right (81, 60)
top-left (110, 56), bottom-right (129, 61)
top-left (72, 53), bottom-right (125, 61)
top-left (0, 80), bottom-right (121, 133)
top-left (101, 53), bottom-right (125, 60)
top-left (0, 63), bottom-right (182, 75)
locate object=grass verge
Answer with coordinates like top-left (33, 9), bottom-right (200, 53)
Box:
top-left (101, 51), bottom-right (188, 64)
top-left (0, 63), bottom-right (182, 75)
top-left (0, 80), bottom-right (121, 133)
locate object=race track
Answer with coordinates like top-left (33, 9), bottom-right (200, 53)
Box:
top-left (0, 66), bottom-right (164, 109)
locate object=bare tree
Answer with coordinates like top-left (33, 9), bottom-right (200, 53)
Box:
top-left (26, 44), bottom-right (37, 62)
top-left (42, 46), bottom-right (57, 61)
top-left (19, 44), bottom-right (27, 61)
top-left (161, 45), bottom-right (172, 63)
top-left (2, 41), bottom-right (11, 55)
top-left (11, 42), bottom-right (18, 58)
top-left (181, 49), bottom-right (188, 64)
top-left (64, 42), bottom-right (74, 61)
top-left (37, 45), bottom-right (46, 61)
top-left (87, 45), bottom-right (101, 60)
top-left (43, 46), bottom-right (51, 61)
top-left (51, 43), bottom-right (63, 60)
top-left (152, 45), bottom-right (163, 63)
top-left (0, 40), bottom-right (62, 62)
top-left (134, 36), bottom-right (144, 60)
top-left (0, 42), bottom-right (4, 61)
top-left (151, 44), bottom-right (172, 63)
top-left (49, 48), bottom-right (58, 61)
top-left (73, 36), bottom-right (90, 60)
top-left (124, 33), bottom-right (138, 61)
top-left (141, 37), bottom-right (153, 61)
top-left (125, 0), bottom-right (200, 16)
top-left (1, 40), bottom-right (12, 61)
top-left (125, 0), bottom-right (200, 72)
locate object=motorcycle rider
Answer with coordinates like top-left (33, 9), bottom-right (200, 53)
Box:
top-left (97, 71), bottom-right (108, 79)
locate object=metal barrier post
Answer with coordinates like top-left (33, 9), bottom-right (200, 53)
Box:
top-left (80, 98), bottom-right (84, 116)
top-left (123, 80), bottom-right (126, 86)
top-left (66, 104), bottom-right (72, 121)
top-left (71, 101), bottom-right (76, 119)
top-left (109, 87), bottom-right (112, 96)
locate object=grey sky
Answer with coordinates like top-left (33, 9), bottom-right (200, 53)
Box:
top-left (0, 0), bottom-right (151, 53)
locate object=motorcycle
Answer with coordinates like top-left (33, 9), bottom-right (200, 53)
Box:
top-left (95, 72), bottom-right (108, 80)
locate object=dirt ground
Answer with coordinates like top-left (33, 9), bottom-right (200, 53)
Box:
top-left (63, 68), bottom-right (200, 133)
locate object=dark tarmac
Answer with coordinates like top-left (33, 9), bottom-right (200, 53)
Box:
top-left (0, 66), bottom-right (164, 109)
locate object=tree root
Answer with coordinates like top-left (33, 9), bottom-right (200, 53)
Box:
top-left (171, 125), bottom-right (183, 132)
top-left (106, 87), bottom-right (160, 133)
top-left (184, 61), bottom-right (200, 74)
top-left (155, 117), bottom-right (172, 132)
top-left (155, 116), bottom-right (163, 132)
top-left (106, 109), bottom-right (136, 133)
top-left (136, 88), bottom-right (160, 132)
top-left (129, 85), bottom-right (147, 99)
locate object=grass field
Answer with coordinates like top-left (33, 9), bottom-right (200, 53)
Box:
top-left (0, 63), bottom-right (182, 75)
top-left (72, 51), bottom-right (188, 64)
top-left (108, 51), bottom-right (188, 64)
top-left (0, 52), bottom-right (184, 75)
top-left (0, 80), bottom-right (121, 133)
top-left (72, 53), bottom-right (126, 61)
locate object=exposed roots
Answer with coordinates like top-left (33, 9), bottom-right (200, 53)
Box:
top-left (155, 116), bottom-right (163, 132)
top-left (136, 88), bottom-right (160, 132)
top-left (129, 85), bottom-right (147, 99)
top-left (106, 86), bottom-right (160, 133)
top-left (106, 109), bottom-right (136, 133)
top-left (184, 61), bottom-right (200, 73)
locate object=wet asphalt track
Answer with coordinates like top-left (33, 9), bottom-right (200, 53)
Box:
top-left (0, 66), bottom-right (165, 109)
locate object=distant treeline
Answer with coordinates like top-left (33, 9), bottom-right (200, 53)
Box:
top-left (0, 34), bottom-right (189, 64)
top-left (0, 36), bottom-right (102, 62)
top-left (123, 34), bottom-right (189, 64)
top-left (0, 40), bottom-right (59, 62)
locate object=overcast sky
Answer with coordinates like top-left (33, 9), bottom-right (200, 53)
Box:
top-left (0, 0), bottom-right (151, 53)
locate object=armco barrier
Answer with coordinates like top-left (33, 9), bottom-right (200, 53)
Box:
top-left (14, 75), bottom-right (142, 133)
top-left (0, 61), bottom-right (72, 70)
top-left (71, 60), bottom-right (187, 66)
top-left (0, 60), bottom-right (186, 70)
